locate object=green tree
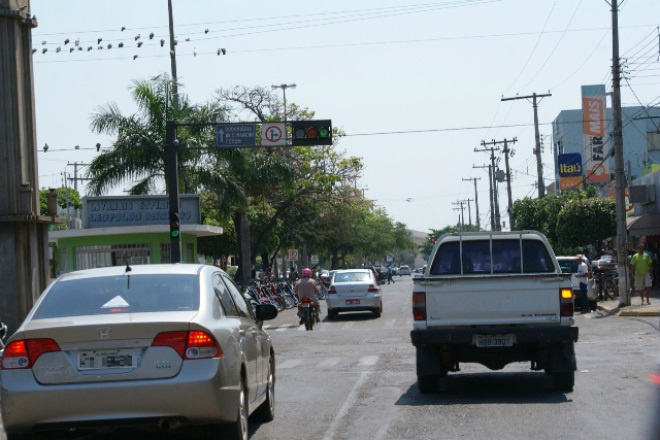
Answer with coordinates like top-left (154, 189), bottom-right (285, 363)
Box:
top-left (555, 198), bottom-right (616, 253)
top-left (419, 224), bottom-right (479, 258)
top-left (39, 187), bottom-right (82, 213)
top-left (86, 74), bottom-right (226, 195)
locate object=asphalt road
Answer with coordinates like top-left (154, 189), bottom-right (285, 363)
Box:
top-left (2, 276), bottom-right (659, 440)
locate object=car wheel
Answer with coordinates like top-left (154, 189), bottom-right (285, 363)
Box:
top-left (417, 375), bottom-right (439, 394)
top-left (254, 357), bottom-right (275, 422)
top-left (223, 378), bottom-right (249, 440)
top-left (552, 371), bottom-right (575, 392)
top-left (328, 309), bottom-right (338, 320)
top-left (373, 304), bottom-right (382, 318)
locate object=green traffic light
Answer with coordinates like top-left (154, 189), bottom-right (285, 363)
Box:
top-left (319, 127), bottom-right (330, 137)
top-left (171, 230), bottom-right (179, 238)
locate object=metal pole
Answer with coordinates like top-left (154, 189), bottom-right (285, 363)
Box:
top-left (503, 139), bottom-right (515, 229)
top-left (488, 164), bottom-right (495, 230)
top-left (166, 121), bottom-right (181, 263)
top-left (282, 87), bottom-right (287, 123)
top-left (610, 0), bottom-right (629, 306)
top-left (491, 149), bottom-right (501, 230)
top-left (466, 199), bottom-right (472, 226)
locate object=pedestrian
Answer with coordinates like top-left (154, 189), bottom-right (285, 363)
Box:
top-left (574, 255), bottom-right (591, 313)
top-left (630, 243), bottom-right (653, 305)
top-left (386, 266), bottom-right (394, 285)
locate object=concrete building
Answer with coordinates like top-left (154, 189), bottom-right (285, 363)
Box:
top-left (49, 195), bottom-right (222, 274)
top-left (552, 105), bottom-right (660, 188)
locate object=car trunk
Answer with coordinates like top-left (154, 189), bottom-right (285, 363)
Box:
top-left (424, 274), bottom-right (562, 327)
top-left (333, 283), bottom-right (370, 298)
top-left (22, 312), bottom-right (197, 385)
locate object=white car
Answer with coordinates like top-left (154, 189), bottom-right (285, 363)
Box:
top-left (398, 265), bottom-right (412, 276)
top-left (556, 256), bottom-right (597, 310)
top-left (326, 269), bottom-right (383, 319)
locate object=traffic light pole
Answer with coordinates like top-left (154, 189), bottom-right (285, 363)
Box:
top-left (166, 120), bottom-right (181, 263)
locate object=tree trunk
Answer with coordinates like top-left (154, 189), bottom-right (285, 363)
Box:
top-left (261, 252), bottom-right (270, 272)
top-left (233, 212), bottom-right (252, 285)
top-left (331, 251), bottom-right (339, 270)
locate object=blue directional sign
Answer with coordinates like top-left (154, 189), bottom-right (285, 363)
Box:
top-left (216, 124), bottom-right (257, 148)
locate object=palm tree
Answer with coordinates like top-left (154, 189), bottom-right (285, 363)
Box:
top-left (86, 74), bottom-right (226, 196)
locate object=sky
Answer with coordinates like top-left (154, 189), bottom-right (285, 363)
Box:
top-left (31, 0), bottom-right (660, 233)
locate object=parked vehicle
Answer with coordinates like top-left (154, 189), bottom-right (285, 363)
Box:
top-left (556, 256), bottom-right (597, 311)
top-left (0, 264), bottom-right (278, 439)
top-left (298, 296), bottom-right (318, 331)
top-left (0, 321), bottom-right (7, 362)
top-left (327, 269), bottom-right (383, 319)
top-left (411, 231), bottom-right (578, 394)
top-left (398, 265), bottom-right (412, 276)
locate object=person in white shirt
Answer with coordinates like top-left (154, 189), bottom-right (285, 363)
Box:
top-left (574, 256), bottom-right (591, 313)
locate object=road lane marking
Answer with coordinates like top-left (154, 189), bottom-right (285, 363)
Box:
top-left (321, 357), bottom-right (341, 367)
top-left (342, 322), bottom-right (354, 330)
top-left (358, 355), bottom-right (379, 366)
top-left (384, 319), bottom-right (396, 328)
top-left (278, 359), bottom-right (302, 369)
top-left (322, 371), bottom-right (371, 440)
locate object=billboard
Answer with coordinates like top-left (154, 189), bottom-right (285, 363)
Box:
top-left (83, 195), bottom-right (200, 229)
top-left (557, 153), bottom-right (583, 177)
top-left (581, 85), bottom-right (610, 184)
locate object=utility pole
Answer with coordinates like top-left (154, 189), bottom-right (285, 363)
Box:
top-left (167, 0), bottom-right (179, 107)
top-left (609, 0), bottom-right (629, 305)
top-left (452, 201), bottom-right (466, 231)
top-left (465, 198), bottom-right (474, 227)
top-left (475, 143), bottom-right (502, 230)
top-left (481, 138), bottom-right (517, 229)
top-left (473, 165), bottom-right (495, 230)
top-left (462, 177), bottom-right (481, 230)
top-left (66, 162), bottom-right (91, 192)
top-left (502, 92), bottom-right (551, 198)
top-left (271, 83), bottom-right (297, 122)
top-left (165, 121), bottom-right (181, 263)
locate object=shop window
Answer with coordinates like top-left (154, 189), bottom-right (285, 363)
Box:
top-left (74, 244), bottom-right (150, 270)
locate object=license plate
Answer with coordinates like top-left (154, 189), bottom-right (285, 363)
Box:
top-left (475, 334), bottom-right (514, 348)
top-left (301, 303), bottom-right (310, 308)
top-left (346, 299), bottom-right (360, 305)
top-left (78, 349), bottom-right (137, 370)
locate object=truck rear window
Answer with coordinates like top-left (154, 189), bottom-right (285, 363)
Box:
top-left (430, 239), bottom-right (555, 275)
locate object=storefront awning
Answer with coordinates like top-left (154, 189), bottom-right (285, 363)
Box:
top-left (626, 214), bottom-right (660, 237)
top-left (49, 224), bottom-right (223, 242)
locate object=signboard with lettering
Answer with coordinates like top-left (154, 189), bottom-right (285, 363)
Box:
top-left (558, 153), bottom-right (583, 177)
top-left (216, 124), bottom-right (256, 148)
top-left (82, 195), bottom-right (200, 229)
top-left (581, 85), bottom-right (610, 184)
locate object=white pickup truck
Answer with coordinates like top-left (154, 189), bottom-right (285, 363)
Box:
top-left (411, 231), bottom-right (578, 393)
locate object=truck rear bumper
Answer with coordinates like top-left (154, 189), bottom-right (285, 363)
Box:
top-left (411, 325), bottom-right (578, 346)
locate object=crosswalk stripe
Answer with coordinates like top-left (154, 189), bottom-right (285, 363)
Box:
top-left (321, 357), bottom-right (341, 367)
top-left (278, 359), bottom-right (302, 369)
top-left (358, 355), bottom-right (379, 366)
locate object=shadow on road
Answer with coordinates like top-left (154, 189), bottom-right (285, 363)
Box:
top-left (395, 372), bottom-right (572, 406)
top-left (323, 311), bottom-right (378, 322)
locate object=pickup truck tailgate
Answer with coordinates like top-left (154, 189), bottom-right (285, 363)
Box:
top-left (424, 275), bottom-right (562, 326)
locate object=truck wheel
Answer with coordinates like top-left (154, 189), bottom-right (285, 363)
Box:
top-left (589, 300), bottom-right (597, 311)
top-left (552, 371), bottom-right (575, 392)
top-left (417, 375), bottom-right (439, 394)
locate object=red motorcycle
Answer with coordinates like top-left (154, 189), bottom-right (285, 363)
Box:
top-left (298, 297), bottom-right (318, 331)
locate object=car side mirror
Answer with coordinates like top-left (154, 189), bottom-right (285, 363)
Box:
top-left (0, 322), bottom-right (7, 340)
top-left (255, 304), bottom-right (278, 321)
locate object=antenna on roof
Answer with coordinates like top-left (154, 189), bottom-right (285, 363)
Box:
top-left (124, 254), bottom-right (132, 289)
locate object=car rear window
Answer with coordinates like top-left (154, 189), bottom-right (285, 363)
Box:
top-left (430, 239), bottom-right (555, 275)
top-left (557, 259), bottom-right (578, 274)
top-left (334, 272), bottom-right (371, 283)
top-left (33, 274), bottom-right (199, 319)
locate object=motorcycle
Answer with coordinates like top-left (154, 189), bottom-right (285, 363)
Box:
top-left (0, 321), bottom-right (7, 362)
top-left (298, 297), bottom-right (319, 331)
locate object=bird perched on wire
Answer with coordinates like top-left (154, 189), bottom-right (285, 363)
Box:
top-left (97, 38), bottom-right (102, 44)
top-left (64, 38), bottom-right (70, 45)
top-left (137, 41), bottom-right (143, 48)
top-left (133, 54), bottom-right (138, 60)
top-left (149, 32), bottom-right (154, 39)
top-left (135, 34), bottom-right (141, 41)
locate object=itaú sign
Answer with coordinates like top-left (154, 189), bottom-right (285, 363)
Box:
top-left (558, 153), bottom-right (583, 178)
top-left (82, 195), bottom-right (200, 229)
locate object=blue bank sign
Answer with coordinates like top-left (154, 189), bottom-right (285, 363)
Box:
top-left (82, 195), bottom-right (200, 229)
top-left (558, 153), bottom-right (583, 177)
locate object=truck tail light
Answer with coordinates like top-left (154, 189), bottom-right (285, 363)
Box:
top-left (1, 338), bottom-right (61, 370)
top-left (560, 288), bottom-right (574, 317)
top-left (413, 292), bottom-right (426, 321)
top-left (152, 331), bottom-right (223, 360)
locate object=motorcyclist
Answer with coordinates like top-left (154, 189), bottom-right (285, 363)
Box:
top-left (295, 267), bottom-right (321, 324)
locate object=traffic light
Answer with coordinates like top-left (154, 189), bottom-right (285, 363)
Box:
top-left (430, 236), bottom-right (436, 244)
top-left (291, 120), bottom-right (332, 146)
top-left (169, 212), bottom-right (180, 238)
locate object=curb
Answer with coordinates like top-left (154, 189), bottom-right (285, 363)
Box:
top-left (597, 304), bottom-right (660, 317)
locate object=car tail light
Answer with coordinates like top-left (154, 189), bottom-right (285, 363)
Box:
top-left (328, 286), bottom-right (337, 294)
top-left (152, 331), bottom-right (223, 360)
top-left (413, 292), bottom-right (426, 321)
top-left (368, 284), bottom-right (379, 293)
top-left (560, 288), bottom-right (574, 317)
top-left (1, 338), bottom-right (61, 370)
top-left (648, 373), bottom-right (660, 385)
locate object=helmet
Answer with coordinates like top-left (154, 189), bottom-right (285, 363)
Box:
top-left (302, 268), bottom-right (312, 278)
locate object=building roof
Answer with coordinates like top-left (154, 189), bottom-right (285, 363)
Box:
top-left (49, 224), bottom-right (223, 242)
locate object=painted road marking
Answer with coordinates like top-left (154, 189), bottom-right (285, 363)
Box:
top-left (322, 371), bottom-right (371, 440)
top-left (278, 359), bottom-right (302, 369)
top-left (358, 355), bottom-right (379, 366)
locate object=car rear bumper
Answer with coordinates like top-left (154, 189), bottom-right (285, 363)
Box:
top-left (1, 358), bottom-right (238, 434)
top-left (327, 295), bottom-right (381, 311)
top-left (411, 325), bottom-right (579, 346)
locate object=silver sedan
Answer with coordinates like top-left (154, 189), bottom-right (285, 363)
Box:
top-left (326, 269), bottom-right (383, 319)
top-left (0, 264), bottom-right (278, 440)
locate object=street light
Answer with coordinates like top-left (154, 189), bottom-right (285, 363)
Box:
top-left (271, 83), bottom-right (296, 122)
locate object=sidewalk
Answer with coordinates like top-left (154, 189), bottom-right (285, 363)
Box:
top-left (596, 287), bottom-right (660, 317)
